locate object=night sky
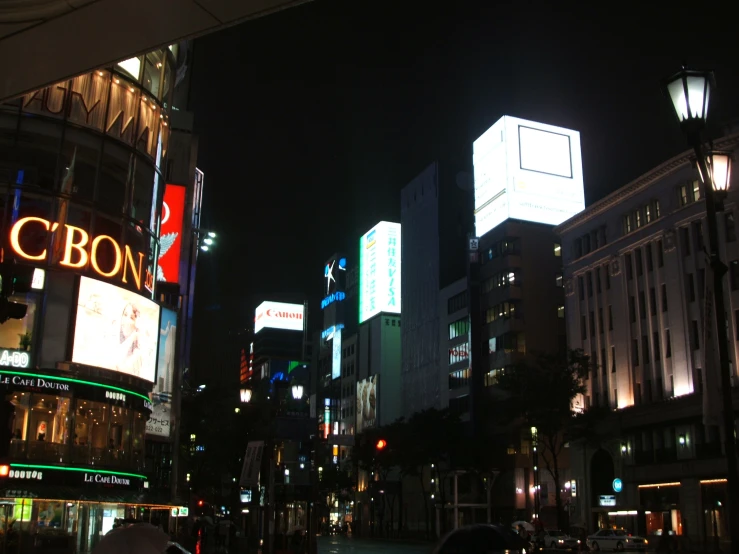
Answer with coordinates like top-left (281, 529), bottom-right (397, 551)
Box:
top-left (187, 0), bottom-right (739, 372)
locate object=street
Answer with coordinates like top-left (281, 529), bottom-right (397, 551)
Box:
top-left (317, 536), bottom-right (434, 554)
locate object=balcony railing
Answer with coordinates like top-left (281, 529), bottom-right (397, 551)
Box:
top-left (9, 439), bottom-right (145, 472)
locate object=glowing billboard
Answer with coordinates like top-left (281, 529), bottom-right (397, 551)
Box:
top-left (254, 301), bottom-right (304, 334)
top-left (356, 375), bottom-right (378, 433)
top-left (72, 277), bottom-right (160, 382)
top-left (473, 116), bottom-right (584, 236)
top-left (147, 307), bottom-right (177, 437)
top-left (158, 184), bottom-right (186, 284)
top-left (359, 222), bottom-right (401, 324)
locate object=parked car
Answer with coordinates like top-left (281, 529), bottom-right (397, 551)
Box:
top-left (586, 529), bottom-right (648, 551)
top-left (538, 529), bottom-right (581, 550)
top-left (435, 524), bottom-right (531, 554)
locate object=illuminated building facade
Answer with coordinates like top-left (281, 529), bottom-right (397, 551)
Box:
top-left (557, 132), bottom-right (739, 541)
top-left (0, 47), bottom-right (188, 550)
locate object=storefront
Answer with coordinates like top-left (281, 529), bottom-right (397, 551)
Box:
top-left (0, 368), bottom-right (164, 552)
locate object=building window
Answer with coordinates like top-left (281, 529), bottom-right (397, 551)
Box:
top-left (731, 261), bottom-right (739, 291)
top-left (589, 311), bottom-right (596, 336)
top-left (635, 248), bottom-right (643, 276)
top-left (653, 331), bottom-right (661, 361)
top-left (692, 320), bottom-right (700, 350)
top-left (573, 238), bottom-right (583, 259)
top-left (726, 212), bottom-right (737, 242)
top-left (680, 227), bottom-right (691, 256)
top-left (554, 242), bottom-right (561, 257)
top-left (448, 340), bottom-right (470, 364)
top-left (657, 240), bottom-right (664, 267)
top-left (485, 302), bottom-right (518, 323)
top-left (605, 266), bottom-right (611, 290)
top-left (661, 284), bottom-right (668, 312)
top-left (581, 315), bottom-right (587, 340)
top-left (665, 330), bottom-right (672, 358)
top-left (611, 346), bottom-right (616, 373)
top-left (642, 335), bottom-right (650, 365)
top-left (448, 317), bottom-right (470, 340)
top-left (687, 273), bottom-right (696, 301)
top-left (654, 199), bottom-right (661, 218)
top-left (448, 291), bottom-right (468, 314)
top-left (557, 305), bottom-right (565, 319)
top-left (608, 305), bottom-right (613, 331)
top-left (693, 221), bottom-right (704, 251)
top-left (649, 287), bottom-right (657, 316)
top-left (598, 308), bottom-right (603, 332)
top-left (693, 179), bottom-right (702, 201)
top-left (678, 183), bottom-right (690, 206)
top-left (639, 291), bottom-right (646, 318)
top-left (578, 276), bottom-right (584, 301)
top-left (623, 214), bottom-right (632, 234)
top-left (626, 254), bottom-right (633, 280)
top-left (587, 273), bottom-right (593, 297)
top-left (595, 267), bottom-right (601, 293)
top-left (556, 273), bottom-right (563, 287)
top-left (632, 339), bottom-right (639, 366)
top-left (634, 209), bottom-right (642, 229)
top-left (629, 296), bottom-right (636, 323)
top-left (646, 244), bottom-right (654, 272)
top-left (484, 368), bottom-right (506, 387)
top-left (645, 203), bottom-right (652, 224)
top-left (583, 234), bottom-right (591, 254)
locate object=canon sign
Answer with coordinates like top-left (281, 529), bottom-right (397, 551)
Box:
top-left (254, 301), bottom-right (305, 334)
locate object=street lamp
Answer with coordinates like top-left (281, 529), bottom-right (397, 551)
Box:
top-left (664, 66), bottom-right (739, 552)
top-left (291, 384), bottom-right (304, 400)
top-left (240, 387), bottom-right (253, 403)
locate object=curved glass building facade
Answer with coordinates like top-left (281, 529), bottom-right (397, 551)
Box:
top-left (0, 47), bottom-right (177, 552)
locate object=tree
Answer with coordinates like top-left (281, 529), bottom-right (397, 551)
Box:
top-left (496, 349), bottom-right (591, 529)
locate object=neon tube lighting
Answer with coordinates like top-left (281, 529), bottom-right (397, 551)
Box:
top-left (10, 463), bottom-right (146, 480)
top-left (1, 370), bottom-right (149, 402)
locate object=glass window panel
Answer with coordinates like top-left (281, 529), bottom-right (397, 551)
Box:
top-left (97, 141), bottom-right (131, 215)
top-left (26, 393), bottom-right (71, 461)
top-left (59, 128), bottom-right (101, 201)
top-left (143, 53), bottom-right (164, 98)
top-left (117, 57), bottom-right (142, 80)
top-left (16, 117), bottom-right (63, 190)
top-left (131, 156), bottom-right (155, 223)
top-left (72, 399), bottom-right (110, 465)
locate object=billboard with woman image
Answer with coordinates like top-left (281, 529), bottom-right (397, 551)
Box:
top-left (72, 277), bottom-right (160, 382)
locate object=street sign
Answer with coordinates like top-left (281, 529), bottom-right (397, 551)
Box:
top-left (612, 478), bottom-right (623, 493)
top-left (469, 238), bottom-right (479, 251)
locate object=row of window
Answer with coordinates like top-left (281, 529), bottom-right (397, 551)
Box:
top-left (481, 238), bottom-right (520, 263)
top-left (448, 291), bottom-right (468, 314)
top-left (481, 270), bottom-right (518, 293)
top-left (449, 368), bottom-right (470, 389)
top-left (449, 343), bottom-right (470, 365)
top-left (485, 301), bottom-right (518, 324)
top-left (484, 367), bottom-right (510, 387)
top-left (677, 179), bottom-right (702, 207)
top-left (448, 317), bottom-right (469, 340)
top-left (488, 332), bottom-right (525, 355)
top-left (625, 240), bottom-right (665, 279)
top-left (572, 225), bottom-right (607, 259)
top-left (622, 199), bottom-right (662, 234)
top-left (578, 266), bottom-right (612, 300)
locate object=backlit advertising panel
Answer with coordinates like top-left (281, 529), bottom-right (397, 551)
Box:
top-left (157, 184), bottom-right (186, 284)
top-left (147, 307), bottom-right (177, 437)
top-left (72, 277), bottom-right (160, 382)
top-left (359, 222), bottom-right (401, 324)
top-left (254, 301), bottom-right (304, 334)
top-left (473, 116), bottom-right (584, 236)
top-left (356, 375), bottom-right (378, 433)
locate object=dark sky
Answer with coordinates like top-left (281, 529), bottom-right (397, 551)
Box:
top-left (187, 0), bottom-right (739, 365)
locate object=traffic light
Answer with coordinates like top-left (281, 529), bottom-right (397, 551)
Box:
top-left (0, 255), bottom-right (31, 324)
top-left (376, 439), bottom-right (387, 451)
top-left (198, 500), bottom-right (204, 507)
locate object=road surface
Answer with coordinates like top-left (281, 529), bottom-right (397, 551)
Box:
top-left (318, 536), bottom-right (434, 554)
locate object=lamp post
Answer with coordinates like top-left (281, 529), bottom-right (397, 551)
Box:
top-left (664, 66), bottom-right (737, 552)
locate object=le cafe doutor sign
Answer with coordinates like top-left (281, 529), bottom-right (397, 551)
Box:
top-left (8, 216), bottom-right (154, 292)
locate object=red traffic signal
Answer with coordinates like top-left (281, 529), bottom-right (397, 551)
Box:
top-left (376, 439), bottom-right (387, 450)
top-left (198, 500), bottom-right (204, 507)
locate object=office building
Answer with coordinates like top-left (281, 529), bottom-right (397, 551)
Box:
top-left (556, 132), bottom-right (739, 540)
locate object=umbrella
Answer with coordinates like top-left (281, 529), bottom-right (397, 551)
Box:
top-left (512, 520), bottom-right (535, 532)
top-left (91, 523), bottom-right (169, 554)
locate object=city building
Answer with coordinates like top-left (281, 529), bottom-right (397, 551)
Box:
top-left (400, 161), bottom-right (472, 418)
top-left (556, 131), bottom-right (739, 541)
top-left (0, 46), bottom-right (190, 550)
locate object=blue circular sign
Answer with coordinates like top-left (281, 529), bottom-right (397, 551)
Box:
top-left (613, 478), bottom-right (623, 493)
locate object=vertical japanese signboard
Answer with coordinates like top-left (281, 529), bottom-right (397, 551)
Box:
top-left (359, 222), bottom-right (401, 324)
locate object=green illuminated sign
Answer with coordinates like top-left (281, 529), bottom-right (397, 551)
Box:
top-left (10, 463), bottom-right (146, 481)
top-left (0, 369), bottom-right (149, 402)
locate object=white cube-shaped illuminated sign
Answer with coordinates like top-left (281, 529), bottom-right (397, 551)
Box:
top-left (254, 301), bottom-right (304, 334)
top-left (359, 221), bottom-right (401, 324)
top-left (473, 116), bottom-right (584, 236)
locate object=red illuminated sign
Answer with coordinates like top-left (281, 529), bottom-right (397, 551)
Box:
top-left (159, 184), bottom-right (186, 284)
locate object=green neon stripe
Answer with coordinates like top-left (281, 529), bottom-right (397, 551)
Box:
top-left (10, 463), bottom-right (146, 480)
top-left (0, 370), bottom-right (150, 403)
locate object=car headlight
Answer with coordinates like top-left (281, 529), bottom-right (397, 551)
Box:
top-left (645, 540), bottom-right (648, 545)
top-left (558, 540), bottom-right (564, 543)
top-left (577, 540), bottom-right (581, 544)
